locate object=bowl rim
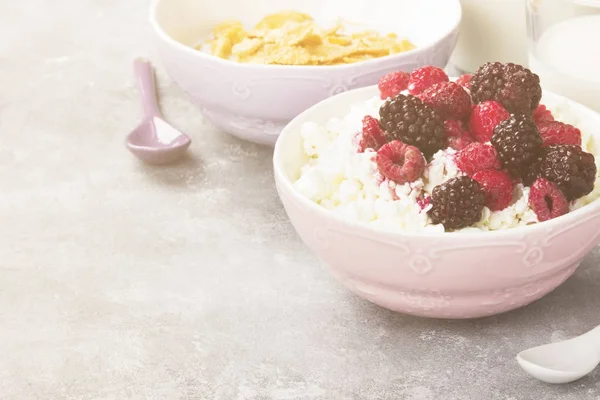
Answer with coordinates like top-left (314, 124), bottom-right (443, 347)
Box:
top-left (149, 0), bottom-right (462, 71)
top-left (273, 84), bottom-right (600, 240)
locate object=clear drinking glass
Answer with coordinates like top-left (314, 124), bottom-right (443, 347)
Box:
top-left (527, 0), bottom-right (600, 111)
top-left (451, 0), bottom-right (528, 74)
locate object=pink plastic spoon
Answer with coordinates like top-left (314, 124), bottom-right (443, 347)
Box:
top-left (126, 58), bottom-right (191, 165)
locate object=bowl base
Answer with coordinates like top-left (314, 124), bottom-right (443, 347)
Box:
top-left (193, 102), bottom-right (284, 146)
top-left (330, 261), bottom-right (582, 319)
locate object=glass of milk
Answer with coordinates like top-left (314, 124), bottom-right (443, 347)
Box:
top-left (527, 0), bottom-right (600, 112)
top-left (451, 0), bottom-right (529, 73)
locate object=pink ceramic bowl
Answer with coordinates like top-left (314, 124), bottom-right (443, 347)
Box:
top-left (150, 0), bottom-right (461, 146)
top-left (273, 85), bottom-right (600, 319)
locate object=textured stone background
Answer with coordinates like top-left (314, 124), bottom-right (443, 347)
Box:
top-left (1, 0), bottom-right (599, 398)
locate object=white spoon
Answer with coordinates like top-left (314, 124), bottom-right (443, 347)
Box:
top-left (126, 58), bottom-right (191, 165)
top-left (517, 325), bottom-right (600, 384)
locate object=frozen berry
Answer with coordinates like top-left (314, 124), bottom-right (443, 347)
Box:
top-left (417, 195), bottom-right (431, 212)
top-left (471, 62), bottom-right (542, 114)
top-left (456, 74), bottom-right (472, 90)
top-left (455, 142), bottom-right (501, 176)
top-left (356, 115), bottom-right (386, 152)
top-left (379, 94), bottom-right (446, 158)
top-left (469, 101), bottom-right (510, 143)
top-left (445, 119), bottom-right (469, 138)
top-left (538, 121), bottom-right (581, 147)
top-left (491, 115), bottom-right (543, 179)
top-left (448, 136), bottom-right (473, 151)
top-left (376, 140), bottom-right (425, 184)
top-left (378, 71), bottom-right (410, 99)
top-left (522, 153), bottom-right (544, 187)
top-left (472, 169), bottom-right (514, 211)
top-left (408, 66), bottom-right (449, 95)
top-left (533, 104), bottom-right (555, 126)
top-left (428, 176), bottom-right (485, 230)
top-left (444, 120), bottom-right (473, 150)
top-left (538, 145), bottom-right (596, 201)
top-left (418, 82), bottom-right (472, 120)
top-left (528, 178), bottom-right (569, 222)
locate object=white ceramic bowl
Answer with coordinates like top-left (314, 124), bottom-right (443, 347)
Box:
top-left (273, 85), bottom-right (600, 319)
top-left (150, 0), bottom-right (462, 145)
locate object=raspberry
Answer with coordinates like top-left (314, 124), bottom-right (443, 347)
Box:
top-left (533, 104), bottom-right (554, 126)
top-left (356, 115), bottom-right (386, 152)
top-left (455, 142), bottom-right (501, 175)
top-left (407, 66), bottom-right (449, 95)
top-left (444, 120), bottom-right (473, 150)
top-left (538, 121), bottom-right (581, 147)
top-left (538, 145), bottom-right (596, 201)
top-left (472, 169), bottom-right (514, 211)
top-left (428, 176), bottom-right (485, 230)
top-left (445, 119), bottom-right (469, 138)
top-left (528, 178), bottom-right (569, 222)
top-left (378, 71), bottom-right (410, 100)
top-left (417, 82), bottom-right (472, 120)
top-left (469, 101), bottom-right (510, 143)
top-left (379, 94), bottom-right (446, 158)
top-left (448, 136), bottom-right (473, 151)
top-left (491, 115), bottom-right (543, 179)
top-left (376, 140), bottom-right (425, 184)
top-left (456, 74), bottom-right (472, 90)
top-left (470, 62), bottom-right (542, 114)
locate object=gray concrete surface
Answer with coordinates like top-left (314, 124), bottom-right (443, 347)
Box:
top-left (1, 0), bottom-right (599, 398)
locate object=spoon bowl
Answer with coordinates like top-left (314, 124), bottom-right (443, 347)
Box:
top-left (127, 117), bottom-right (191, 165)
top-left (517, 326), bottom-right (600, 384)
top-left (126, 58), bottom-right (191, 165)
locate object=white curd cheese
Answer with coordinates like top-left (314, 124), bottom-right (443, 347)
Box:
top-left (293, 95), bottom-right (600, 232)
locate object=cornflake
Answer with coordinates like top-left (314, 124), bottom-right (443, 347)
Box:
top-left (201, 11), bottom-right (416, 65)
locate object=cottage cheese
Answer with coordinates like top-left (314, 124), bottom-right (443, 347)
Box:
top-left (293, 96), bottom-right (600, 233)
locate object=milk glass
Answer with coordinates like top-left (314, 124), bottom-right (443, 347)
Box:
top-left (527, 0), bottom-right (600, 111)
top-left (451, 0), bottom-right (528, 73)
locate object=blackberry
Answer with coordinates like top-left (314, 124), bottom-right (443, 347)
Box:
top-left (521, 152), bottom-right (544, 187)
top-left (538, 145), bottom-right (597, 201)
top-left (491, 114), bottom-right (543, 179)
top-left (428, 176), bottom-right (485, 231)
top-left (471, 62), bottom-right (542, 115)
top-left (379, 94), bottom-right (446, 158)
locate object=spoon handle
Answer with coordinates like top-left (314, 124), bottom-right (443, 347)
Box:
top-left (134, 57), bottom-right (161, 118)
